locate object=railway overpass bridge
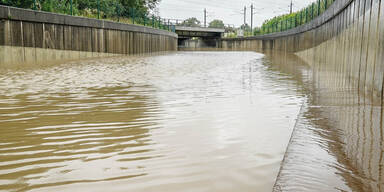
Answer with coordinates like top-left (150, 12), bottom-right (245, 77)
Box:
top-left (175, 26), bottom-right (225, 48)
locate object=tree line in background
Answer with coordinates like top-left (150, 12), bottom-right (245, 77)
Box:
top-left (179, 18), bottom-right (225, 29)
top-left (178, 0), bottom-right (334, 37)
top-left (0, 0), bottom-right (160, 19)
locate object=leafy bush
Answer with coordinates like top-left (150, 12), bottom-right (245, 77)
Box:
top-left (258, 0), bottom-right (335, 35)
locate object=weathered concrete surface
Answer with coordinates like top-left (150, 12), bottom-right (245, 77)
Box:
top-left (219, 0), bottom-right (384, 191)
top-left (0, 5), bottom-right (178, 65)
top-left (175, 26), bottom-right (224, 38)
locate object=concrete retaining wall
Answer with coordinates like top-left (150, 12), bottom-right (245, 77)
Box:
top-left (220, 1), bottom-right (384, 191)
top-left (221, 0), bottom-right (384, 99)
top-left (0, 5), bottom-right (178, 65)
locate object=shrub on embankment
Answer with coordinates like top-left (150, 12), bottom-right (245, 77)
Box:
top-left (254, 0), bottom-right (335, 35)
top-left (0, 0), bottom-right (173, 31)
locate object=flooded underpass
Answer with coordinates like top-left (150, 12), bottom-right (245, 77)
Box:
top-left (0, 51), bottom-right (382, 192)
top-left (0, 52), bottom-right (305, 192)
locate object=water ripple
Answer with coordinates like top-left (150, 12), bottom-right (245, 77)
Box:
top-left (0, 52), bottom-right (305, 192)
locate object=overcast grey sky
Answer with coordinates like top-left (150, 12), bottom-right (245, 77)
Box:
top-left (158, 0), bottom-right (316, 27)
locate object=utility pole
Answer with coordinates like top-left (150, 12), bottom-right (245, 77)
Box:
top-left (243, 6), bottom-right (247, 27)
top-left (290, 0), bottom-right (293, 14)
top-left (204, 8), bottom-right (207, 27)
top-left (251, 4), bottom-right (254, 35)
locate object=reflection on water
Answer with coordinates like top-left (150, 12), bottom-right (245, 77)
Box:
top-left (0, 52), bottom-right (305, 192)
top-left (269, 52), bottom-right (384, 192)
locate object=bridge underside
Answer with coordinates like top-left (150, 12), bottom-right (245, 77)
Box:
top-left (175, 26), bottom-right (224, 49)
top-left (177, 38), bottom-right (220, 49)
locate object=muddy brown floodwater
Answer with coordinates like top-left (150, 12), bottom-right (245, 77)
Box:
top-left (0, 52), bottom-right (305, 192)
top-left (1, 51), bottom-right (382, 192)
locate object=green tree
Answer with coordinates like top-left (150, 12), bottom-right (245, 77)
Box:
top-left (240, 24), bottom-right (251, 32)
top-left (0, 0), bottom-right (35, 8)
top-left (180, 17), bottom-right (201, 27)
top-left (40, 0), bottom-right (75, 14)
top-left (224, 25), bottom-right (235, 33)
top-left (1, 0), bottom-right (160, 16)
top-left (253, 27), bottom-right (262, 35)
top-left (120, 0), bottom-right (160, 16)
top-left (208, 19), bottom-right (224, 28)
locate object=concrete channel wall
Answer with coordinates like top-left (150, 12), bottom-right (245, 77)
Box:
top-left (221, 1), bottom-right (384, 191)
top-left (220, 1), bottom-right (384, 191)
top-left (0, 5), bottom-right (178, 65)
top-left (221, 0), bottom-right (384, 98)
